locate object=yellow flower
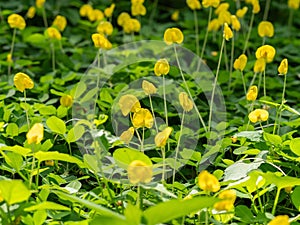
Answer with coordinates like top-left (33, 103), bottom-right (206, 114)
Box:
top-left (236, 6), bottom-right (248, 18)
top-left (171, 10), bottom-right (179, 21)
top-left (52, 15), bottom-right (67, 32)
top-left (258, 21), bottom-right (274, 38)
top-left (131, 3), bottom-right (147, 16)
top-left (88, 9), bottom-right (104, 22)
top-left (248, 109), bottom-right (269, 123)
top-left (91, 33), bottom-right (112, 49)
top-left (198, 170), bottom-right (220, 192)
top-left (7, 14), bottom-right (26, 30)
top-left (132, 108), bottom-right (153, 129)
top-left (208, 19), bottom-right (221, 32)
top-left (45, 160), bottom-right (54, 166)
top-left (255, 45), bottom-right (276, 63)
top-left (253, 58), bottom-right (266, 73)
top-left (60, 95), bottom-right (73, 107)
top-left (154, 59), bottom-right (170, 76)
top-left (288, 0), bottom-right (300, 9)
top-left (123, 18), bottom-right (141, 33)
top-left (119, 127), bottom-right (135, 144)
top-left (7, 53), bottom-right (13, 63)
top-left (218, 10), bottom-right (231, 25)
top-left (202, 0), bottom-right (220, 8)
top-left (246, 85), bottom-right (258, 101)
top-left (213, 189), bottom-right (236, 211)
top-left (154, 127), bottom-right (173, 147)
top-left (268, 215), bottom-right (290, 225)
top-left (179, 92), bottom-right (193, 112)
top-left (164, 27), bottom-right (184, 45)
top-left (119, 94), bottom-right (141, 116)
top-left (132, 0), bottom-right (145, 4)
top-left (117, 12), bottom-right (131, 26)
top-left (215, 3), bottom-right (229, 15)
top-left (79, 4), bottom-right (93, 17)
top-left (231, 15), bottom-right (241, 31)
top-left (104, 3), bottom-right (115, 18)
top-left (14, 72), bottom-right (34, 92)
top-left (278, 58), bottom-right (288, 75)
top-left (97, 21), bottom-right (113, 36)
top-left (127, 160), bottom-right (152, 184)
top-left (27, 6), bottom-right (36, 19)
top-left (36, 0), bottom-right (45, 8)
top-left (233, 54), bottom-right (247, 71)
top-left (223, 23), bottom-right (233, 41)
top-left (27, 123), bottom-right (44, 144)
top-left (142, 80), bottom-right (157, 95)
top-left (187, 0), bottom-right (201, 10)
top-left (45, 27), bottom-right (62, 40)
top-left (252, 0), bottom-right (260, 14)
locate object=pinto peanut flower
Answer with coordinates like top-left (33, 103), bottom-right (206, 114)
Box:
top-left (27, 123), bottom-right (44, 144)
top-left (91, 33), bottom-right (112, 49)
top-left (26, 6), bottom-right (36, 19)
top-left (8, 14), bottom-right (26, 30)
top-left (213, 189), bottom-right (236, 211)
top-left (255, 45), bottom-right (276, 63)
top-left (258, 21), bottom-right (274, 38)
top-left (248, 109), bottom-right (269, 123)
top-left (88, 9), bottom-right (104, 22)
top-left (104, 3), bottom-right (115, 18)
top-left (36, 0), bottom-right (45, 8)
top-left (45, 27), bottom-right (62, 40)
top-left (164, 28), bottom-right (184, 45)
top-left (132, 108), bottom-right (153, 129)
top-left (123, 18), bottom-right (141, 33)
top-left (97, 21), bottom-right (113, 36)
top-left (117, 12), bottom-right (131, 27)
top-left (233, 54), bottom-right (247, 71)
top-left (236, 6), bottom-right (248, 18)
top-left (142, 80), bottom-right (157, 95)
top-left (179, 92), bottom-right (193, 112)
top-left (14, 72), bottom-right (34, 92)
top-left (131, 3), bottom-right (147, 16)
top-left (231, 15), bottom-right (241, 31)
top-left (79, 4), bottom-right (93, 17)
top-left (187, 0), bottom-right (201, 10)
top-left (119, 94), bottom-right (141, 116)
top-left (127, 160), bottom-right (152, 184)
top-left (154, 59), bottom-right (170, 76)
top-left (60, 95), bottom-right (73, 107)
top-left (154, 127), bottom-right (173, 147)
top-left (254, 58), bottom-right (266, 73)
top-left (246, 86), bottom-right (258, 101)
top-left (198, 170), bottom-right (220, 192)
top-left (288, 0), bottom-right (300, 9)
top-left (119, 127), bottom-right (135, 144)
top-left (52, 15), bottom-right (67, 32)
top-left (268, 215), bottom-right (290, 225)
top-left (278, 58), bottom-right (288, 75)
top-left (202, 0), bottom-right (220, 8)
top-left (223, 23), bottom-right (233, 41)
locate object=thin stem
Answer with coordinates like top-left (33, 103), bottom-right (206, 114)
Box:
top-left (24, 90), bottom-right (30, 129)
top-left (174, 45), bottom-right (207, 132)
top-left (243, 12), bottom-right (255, 53)
top-left (288, 9), bottom-right (294, 33)
top-left (42, 7), bottom-right (48, 27)
top-left (241, 71), bottom-right (247, 96)
top-left (141, 127), bottom-right (145, 153)
top-left (263, 0), bottom-right (271, 21)
top-left (29, 145), bottom-right (36, 188)
top-left (223, 39), bottom-right (229, 71)
top-left (272, 188), bottom-right (281, 215)
top-left (229, 35), bottom-right (235, 91)
top-left (172, 111), bottom-right (185, 186)
top-left (276, 74), bottom-right (287, 134)
top-left (162, 75), bottom-right (168, 126)
top-left (149, 95), bottom-right (158, 133)
top-left (51, 42), bottom-right (55, 71)
top-left (36, 161), bottom-right (41, 187)
top-left (263, 69), bottom-right (266, 97)
top-left (137, 184), bottom-right (142, 209)
top-left (249, 72), bottom-right (258, 88)
top-left (208, 38), bottom-right (225, 132)
top-left (161, 146), bottom-right (165, 181)
top-left (193, 10), bottom-right (200, 56)
top-left (8, 28), bottom-right (16, 76)
top-left (200, 7), bottom-right (212, 60)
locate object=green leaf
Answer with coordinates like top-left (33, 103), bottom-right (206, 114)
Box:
top-left (66, 125), bottom-right (85, 143)
top-left (25, 201), bottom-right (71, 211)
top-left (0, 145), bottom-right (31, 157)
top-left (224, 160), bottom-right (263, 181)
top-left (40, 139), bottom-right (53, 151)
top-left (6, 123), bottom-right (19, 137)
top-left (0, 180), bottom-right (31, 205)
top-left (291, 186), bottom-right (300, 211)
top-left (84, 154), bottom-right (100, 173)
top-left (235, 205), bottom-right (254, 223)
top-left (143, 196), bottom-right (219, 225)
top-left (39, 105), bottom-right (56, 116)
top-left (124, 204), bottom-right (142, 225)
top-left (113, 148), bottom-right (152, 170)
top-left (25, 33), bottom-right (47, 48)
top-left (73, 82), bottom-right (87, 100)
top-left (261, 171), bottom-right (300, 189)
top-left (33, 210), bottom-right (47, 225)
top-left (4, 152), bottom-right (23, 171)
top-left (63, 180), bottom-right (82, 194)
top-left (46, 116), bottom-right (66, 135)
top-left (263, 132), bottom-right (282, 146)
top-left (34, 151), bottom-right (85, 168)
top-left (79, 87), bottom-right (98, 104)
top-left (52, 190), bottom-right (125, 219)
top-left (290, 138), bottom-right (300, 156)
top-left (64, 221), bottom-right (89, 225)
top-left (235, 131), bottom-right (263, 142)
top-left (90, 216), bottom-right (128, 225)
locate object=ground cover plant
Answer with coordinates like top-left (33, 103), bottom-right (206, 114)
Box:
top-left (1, 0), bottom-right (300, 224)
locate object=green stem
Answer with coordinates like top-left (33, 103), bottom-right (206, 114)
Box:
top-left (29, 145), bottom-right (36, 188)
top-left (51, 42), bottom-right (55, 71)
top-left (276, 74), bottom-right (287, 134)
top-left (223, 38), bottom-right (229, 71)
top-left (288, 9), bottom-right (294, 33)
top-left (208, 38), bottom-right (225, 132)
top-left (174, 45), bottom-right (207, 132)
top-left (36, 161), bottom-right (41, 187)
top-left (172, 111), bottom-right (185, 186)
top-left (243, 12), bottom-right (255, 53)
top-left (24, 90), bottom-right (30, 130)
top-left (137, 184), bottom-right (142, 209)
top-left (263, 0), bottom-right (271, 21)
top-left (272, 188), bottom-right (281, 215)
top-left (149, 95), bottom-right (158, 133)
top-left (8, 28), bottom-right (16, 76)
top-left (241, 71), bottom-right (247, 96)
top-left (228, 35), bottom-right (235, 91)
top-left (42, 7), bottom-right (48, 27)
top-left (200, 7), bottom-right (212, 62)
top-left (162, 75), bottom-right (168, 126)
top-left (161, 146), bottom-right (165, 181)
top-left (141, 127), bottom-right (145, 153)
top-left (249, 72), bottom-right (258, 88)
top-left (193, 10), bottom-right (200, 56)
top-left (263, 69), bottom-right (266, 97)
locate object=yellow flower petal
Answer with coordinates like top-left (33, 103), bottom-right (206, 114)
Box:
top-left (7, 14), bottom-right (26, 30)
top-left (142, 80), bottom-right (157, 95)
top-left (198, 170), bottom-right (220, 192)
top-left (164, 28), bottom-right (184, 45)
top-left (223, 23), bottom-right (233, 41)
top-left (258, 21), bottom-right (274, 38)
top-left (278, 58), bottom-right (288, 75)
top-left (60, 95), bottom-right (73, 107)
top-left (14, 72), bottom-right (34, 92)
top-left (233, 54), bottom-right (247, 71)
top-left (119, 127), bottom-right (135, 144)
top-left (52, 15), bottom-right (67, 32)
top-left (268, 215), bottom-right (290, 225)
top-left (119, 94), bottom-right (141, 116)
top-left (179, 92), bottom-right (193, 112)
top-left (154, 59), bottom-right (170, 76)
top-left (127, 160), bottom-right (152, 184)
top-left (27, 123), bottom-right (44, 144)
top-left (246, 85), bottom-right (258, 101)
top-left (154, 127), bottom-right (172, 147)
top-left (132, 108), bottom-right (153, 129)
